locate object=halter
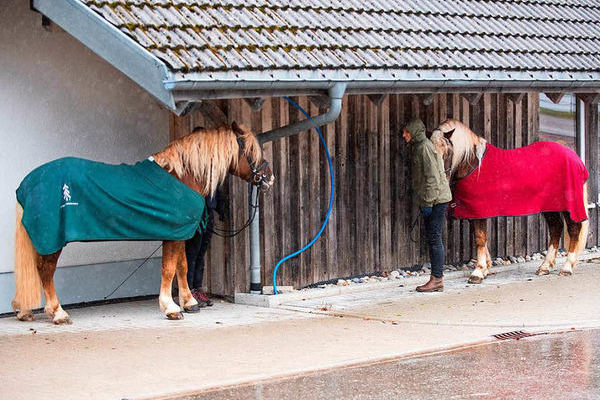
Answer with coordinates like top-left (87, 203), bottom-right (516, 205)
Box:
top-left (236, 136), bottom-right (270, 189)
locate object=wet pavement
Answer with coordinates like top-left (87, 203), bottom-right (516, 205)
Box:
top-left (2, 259), bottom-right (599, 400)
top-left (181, 328), bottom-right (600, 400)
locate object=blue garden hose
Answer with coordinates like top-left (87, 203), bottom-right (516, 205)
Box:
top-left (272, 97), bottom-right (335, 294)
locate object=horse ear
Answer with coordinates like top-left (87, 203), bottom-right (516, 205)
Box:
top-left (444, 128), bottom-right (455, 139)
top-left (231, 121), bottom-right (244, 136)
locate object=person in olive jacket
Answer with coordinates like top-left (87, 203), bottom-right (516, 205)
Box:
top-left (403, 118), bottom-right (452, 292)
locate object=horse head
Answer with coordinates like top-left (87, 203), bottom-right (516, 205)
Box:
top-left (231, 122), bottom-right (275, 192)
top-left (430, 129), bottom-right (453, 181)
top-left (435, 119), bottom-right (486, 181)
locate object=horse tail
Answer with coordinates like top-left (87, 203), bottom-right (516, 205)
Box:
top-left (12, 203), bottom-right (41, 313)
top-left (577, 183), bottom-right (590, 253)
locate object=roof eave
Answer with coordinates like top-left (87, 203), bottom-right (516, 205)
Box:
top-left (166, 69), bottom-right (600, 100)
top-left (34, 0), bottom-right (176, 111)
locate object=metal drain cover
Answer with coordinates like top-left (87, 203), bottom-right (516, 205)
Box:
top-left (492, 330), bottom-right (534, 340)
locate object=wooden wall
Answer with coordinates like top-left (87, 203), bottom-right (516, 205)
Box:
top-left (171, 93), bottom-right (600, 297)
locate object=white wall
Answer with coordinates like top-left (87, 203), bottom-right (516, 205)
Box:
top-left (0, 1), bottom-right (170, 273)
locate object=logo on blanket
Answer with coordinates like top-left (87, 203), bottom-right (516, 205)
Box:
top-left (60, 184), bottom-right (79, 208)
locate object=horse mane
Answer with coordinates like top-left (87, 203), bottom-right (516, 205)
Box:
top-left (437, 119), bottom-right (487, 175)
top-left (153, 124), bottom-right (261, 197)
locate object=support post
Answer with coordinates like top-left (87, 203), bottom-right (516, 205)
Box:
top-left (249, 185), bottom-right (261, 293)
top-left (576, 96), bottom-right (585, 162)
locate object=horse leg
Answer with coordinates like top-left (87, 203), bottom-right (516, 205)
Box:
top-left (160, 241), bottom-right (184, 320)
top-left (559, 213), bottom-right (582, 276)
top-left (537, 212), bottom-right (562, 275)
top-left (38, 251), bottom-right (71, 324)
top-left (468, 219), bottom-right (489, 284)
top-left (174, 244), bottom-right (200, 313)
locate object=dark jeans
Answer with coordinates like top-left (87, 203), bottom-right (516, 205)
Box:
top-left (185, 213), bottom-right (214, 290)
top-left (423, 202), bottom-right (448, 278)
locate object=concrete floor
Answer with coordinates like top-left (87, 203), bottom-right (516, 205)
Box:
top-left (186, 329), bottom-right (600, 400)
top-left (1, 260), bottom-right (599, 400)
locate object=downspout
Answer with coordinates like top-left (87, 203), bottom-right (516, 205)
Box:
top-left (248, 82), bottom-right (347, 293)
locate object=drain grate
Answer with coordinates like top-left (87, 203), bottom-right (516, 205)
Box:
top-left (492, 330), bottom-right (534, 341)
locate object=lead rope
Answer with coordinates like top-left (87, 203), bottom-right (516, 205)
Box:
top-left (104, 243), bottom-right (162, 300)
top-left (409, 214), bottom-right (421, 243)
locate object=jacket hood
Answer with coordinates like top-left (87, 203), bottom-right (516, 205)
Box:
top-left (406, 119), bottom-right (426, 144)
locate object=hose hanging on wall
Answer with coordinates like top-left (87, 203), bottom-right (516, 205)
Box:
top-left (271, 97), bottom-right (335, 294)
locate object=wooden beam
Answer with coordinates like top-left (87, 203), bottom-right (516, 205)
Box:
top-left (544, 92), bottom-right (565, 104)
top-left (198, 101), bottom-right (227, 127)
top-left (461, 93), bottom-right (482, 105)
top-left (308, 95), bottom-right (329, 109)
top-left (509, 93), bottom-right (525, 104)
top-left (577, 93), bottom-right (600, 105)
top-left (421, 93), bottom-right (435, 106)
top-left (244, 97), bottom-right (265, 111)
top-left (367, 94), bottom-right (387, 106)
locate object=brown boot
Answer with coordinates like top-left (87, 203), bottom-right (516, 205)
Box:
top-left (416, 276), bottom-right (443, 292)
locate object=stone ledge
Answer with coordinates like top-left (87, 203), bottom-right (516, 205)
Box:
top-left (235, 252), bottom-right (600, 308)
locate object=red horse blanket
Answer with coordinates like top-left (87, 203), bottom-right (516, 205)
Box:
top-left (452, 142), bottom-right (588, 221)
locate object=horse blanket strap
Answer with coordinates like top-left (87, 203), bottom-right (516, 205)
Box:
top-left (17, 157), bottom-right (207, 255)
top-left (452, 142), bottom-right (589, 222)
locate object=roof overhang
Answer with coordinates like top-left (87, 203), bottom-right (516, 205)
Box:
top-left (33, 0), bottom-right (600, 114)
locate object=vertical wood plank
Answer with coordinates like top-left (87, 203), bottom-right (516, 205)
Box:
top-left (461, 96), bottom-right (471, 262)
top-left (322, 101), bottom-right (337, 282)
top-left (450, 94), bottom-right (462, 263)
top-left (308, 100), bottom-right (322, 284)
top-left (367, 97), bottom-right (380, 271)
top-left (336, 96), bottom-right (351, 278)
top-left (585, 99), bottom-right (599, 247)
top-left (378, 95), bottom-right (392, 271)
top-left (355, 96), bottom-right (368, 275)
top-left (272, 98), bottom-right (291, 289)
top-left (505, 96), bottom-right (515, 257)
top-left (258, 100), bottom-right (275, 289)
top-left (513, 95), bottom-right (524, 256)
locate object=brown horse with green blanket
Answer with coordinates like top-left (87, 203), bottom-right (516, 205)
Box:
top-left (12, 123), bottom-right (273, 323)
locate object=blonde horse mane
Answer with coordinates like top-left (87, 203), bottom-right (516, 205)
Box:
top-left (153, 124), bottom-right (261, 197)
top-left (436, 119), bottom-right (487, 175)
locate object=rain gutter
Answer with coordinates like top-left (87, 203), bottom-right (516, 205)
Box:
top-left (167, 79), bottom-right (600, 101)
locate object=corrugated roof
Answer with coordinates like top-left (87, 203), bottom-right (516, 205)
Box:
top-left (81, 0), bottom-right (600, 77)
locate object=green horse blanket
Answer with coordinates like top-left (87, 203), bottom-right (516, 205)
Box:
top-left (17, 157), bottom-right (207, 255)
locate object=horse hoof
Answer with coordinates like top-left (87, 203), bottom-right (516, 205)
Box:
top-left (558, 270), bottom-right (572, 277)
top-left (16, 312), bottom-right (34, 322)
top-left (184, 304), bottom-right (200, 313)
top-left (167, 312), bottom-right (184, 320)
top-left (468, 276), bottom-right (483, 284)
top-left (536, 268), bottom-right (550, 276)
top-left (53, 316), bottom-right (72, 325)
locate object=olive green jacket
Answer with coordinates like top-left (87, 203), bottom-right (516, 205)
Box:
top-left (407, 120), bottom-right (452, 208)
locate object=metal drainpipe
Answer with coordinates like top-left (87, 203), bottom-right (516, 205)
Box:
top-left (248, 82), bottom-right (347, 293)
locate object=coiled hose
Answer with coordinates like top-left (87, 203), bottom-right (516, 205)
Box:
top-left (272, 97), bottom-right (335, 294)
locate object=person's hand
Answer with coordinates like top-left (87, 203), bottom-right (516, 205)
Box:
top-left (421, 206), bottom-right (433, 218)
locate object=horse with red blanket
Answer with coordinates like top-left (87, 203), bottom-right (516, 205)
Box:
top-left (431, 120), bottom-right (589, 284)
